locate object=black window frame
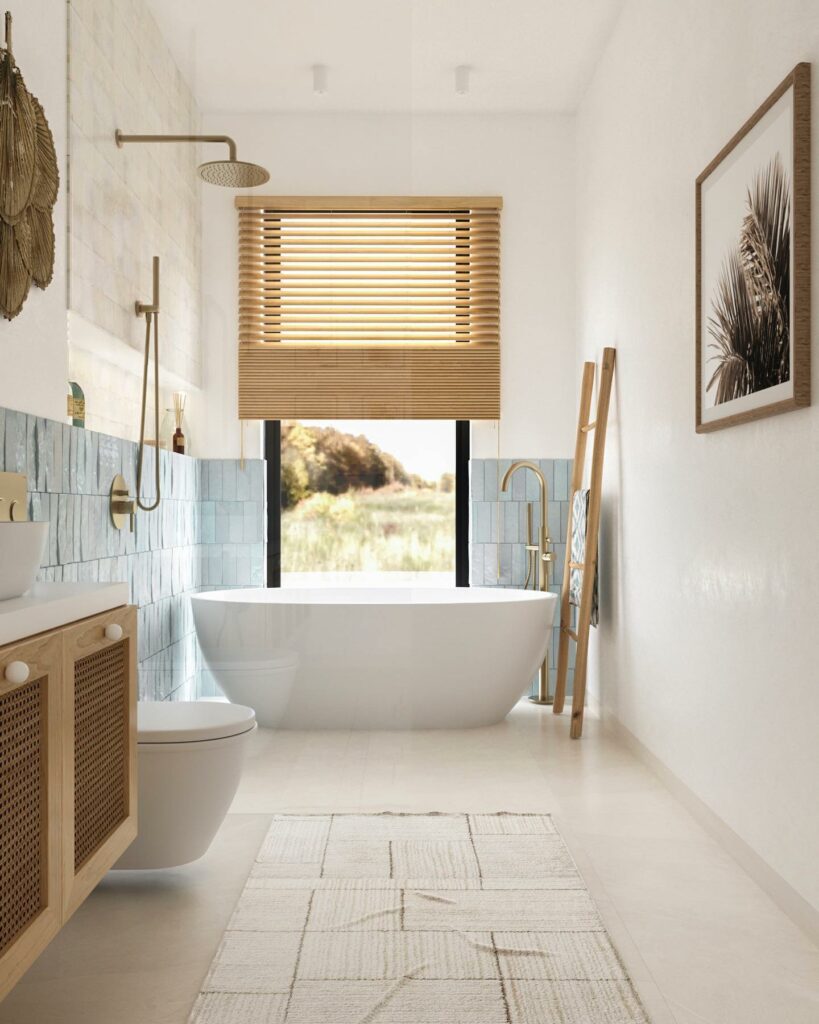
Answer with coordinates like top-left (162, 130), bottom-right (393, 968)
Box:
top-left (264, 420), bottom-right (470, 588)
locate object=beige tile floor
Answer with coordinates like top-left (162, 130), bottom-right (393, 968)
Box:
top-left (1, 702), bottom-right (817, 1024)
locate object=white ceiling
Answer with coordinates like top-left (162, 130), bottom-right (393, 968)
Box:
top-left (146, 0), bottom-right (624, 114)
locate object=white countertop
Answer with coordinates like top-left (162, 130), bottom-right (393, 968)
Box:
top-left (0, 582), bottom-right (130, 647)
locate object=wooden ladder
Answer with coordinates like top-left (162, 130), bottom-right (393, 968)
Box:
top-left (553, 347), bottom-right (616, 738)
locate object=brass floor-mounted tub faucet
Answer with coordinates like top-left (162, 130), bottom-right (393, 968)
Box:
top-left (500, 461), bottom-right (553, 704)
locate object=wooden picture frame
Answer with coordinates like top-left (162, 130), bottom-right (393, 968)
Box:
top-left (696, 63), bottom-right (811, 433)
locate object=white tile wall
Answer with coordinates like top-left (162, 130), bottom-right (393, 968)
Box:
top-left (67, 0), bottom-right (202, 437)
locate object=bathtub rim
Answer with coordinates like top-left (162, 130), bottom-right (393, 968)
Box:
top-left (190, 586), bottom-right (557, 608)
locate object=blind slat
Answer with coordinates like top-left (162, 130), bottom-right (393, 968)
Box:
top-left (237, 198), bottom-right (501, 419)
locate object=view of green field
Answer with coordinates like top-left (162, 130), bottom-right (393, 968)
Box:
top-left (280, 421), bottom-right (455, 574)
top-left (282, 485), bottom-right (455, 573)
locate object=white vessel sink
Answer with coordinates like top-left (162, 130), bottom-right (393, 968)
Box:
top-left (0, 522), bottom-right (49, 601)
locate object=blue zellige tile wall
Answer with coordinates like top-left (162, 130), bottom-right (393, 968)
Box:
top-left (470, 458), bottom-right (575, 697)
top-left (0, 406), bottom-right (265, 702)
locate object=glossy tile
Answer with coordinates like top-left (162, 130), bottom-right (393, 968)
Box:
top-left (2, 404), bottom-right (265, 701)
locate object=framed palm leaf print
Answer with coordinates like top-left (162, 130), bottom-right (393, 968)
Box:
top-left (696, 63), bottom-right (811, 432)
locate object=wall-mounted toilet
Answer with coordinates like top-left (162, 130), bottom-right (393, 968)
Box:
top-left (115, 700), bottom-right (256, 870)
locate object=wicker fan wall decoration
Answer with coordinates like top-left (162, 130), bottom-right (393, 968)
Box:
top-left (0, 11), bottom-right (59, 320)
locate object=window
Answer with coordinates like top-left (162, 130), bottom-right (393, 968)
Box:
top-left (237, 196), bottom-right (501, 421)
top-left (280, 420), bottom-right (456, 585)
top-left (265, 420), bottom-right (471, 588)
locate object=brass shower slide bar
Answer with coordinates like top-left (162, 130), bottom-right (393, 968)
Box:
top-left (135, 253), bottom-right (160, 317)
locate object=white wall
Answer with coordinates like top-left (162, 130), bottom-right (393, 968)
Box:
top-left (0, 0), bottom-right (67, 421)
top-left (195, 112), bottom-right (576, 460)
top-left (576, 0), bottom-right (819, 911)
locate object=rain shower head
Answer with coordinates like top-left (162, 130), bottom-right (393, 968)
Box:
top-left (198, 158), bottom-right (269, 188)
top-left (115, 131), bottom-right (270, 189)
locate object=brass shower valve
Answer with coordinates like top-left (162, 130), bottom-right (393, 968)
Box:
top-left (110, 474), bottom-right (136, 532)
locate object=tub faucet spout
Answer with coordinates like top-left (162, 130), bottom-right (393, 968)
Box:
top-left (499, 461), bottom-right (552, 589)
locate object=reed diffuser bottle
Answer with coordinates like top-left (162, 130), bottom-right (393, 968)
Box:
top-left (172, 391), bottom-right (187, 454)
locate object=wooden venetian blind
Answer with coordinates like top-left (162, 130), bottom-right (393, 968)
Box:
top-left (236, 196), bottom-right (501, 420)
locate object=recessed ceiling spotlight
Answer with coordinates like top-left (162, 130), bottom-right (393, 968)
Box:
top-left (455, 65), bottom-right (471, 95)
top-left (312, 64), bottom-right (328, 95)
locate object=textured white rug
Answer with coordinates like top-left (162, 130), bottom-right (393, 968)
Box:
top-left (189, 814), bottom-right (650, 1024)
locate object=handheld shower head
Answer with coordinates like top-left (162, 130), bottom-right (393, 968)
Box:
top-left (115, 131), bottom-right (270, 189)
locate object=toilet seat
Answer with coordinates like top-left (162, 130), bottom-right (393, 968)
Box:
top-left (137, 701), bottom-right (256, 744)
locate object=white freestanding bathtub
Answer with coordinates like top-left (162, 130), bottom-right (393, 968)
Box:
top-left (192, 587), bottom-right (557, 729)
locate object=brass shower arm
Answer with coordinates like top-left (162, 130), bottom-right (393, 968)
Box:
top-left (115, 130), bottom-right (238, 162)
top-left (114, 129), bottom-right (269, 187)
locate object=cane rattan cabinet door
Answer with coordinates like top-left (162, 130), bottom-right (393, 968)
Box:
top-left (62, 606), bottom-right (137, 920)
top-left (0, 632), bottom-right (62, 1002)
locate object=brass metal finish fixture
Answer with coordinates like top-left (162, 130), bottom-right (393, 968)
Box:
top-left (523, 502), bottom-right (538, 591)
top-left (109, 474), bottom-right (135, 533)
top-left (500, 460), bottom-right (553, 705)
top-left (135, 257), bottom-right (161, 514)
top-left (0, 11), bottom-right (60, 320)
top-left (110, 256), bottom-right (163, 529)
top-left (114, 130), bottom-right (269, 189)
top-left (0, 472), bottom-right (28, 522)
top-left (135, 250), bottom-right (159, 317)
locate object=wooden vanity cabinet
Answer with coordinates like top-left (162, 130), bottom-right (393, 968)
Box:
top-left (0, 632), bottom-right (63, 1002)
top-left (0, 606), bottom-right (137, 1001)
top-left (62, 605), bottom-right (137, 920)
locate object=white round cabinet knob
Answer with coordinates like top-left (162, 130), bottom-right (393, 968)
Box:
top-left (104, 623), bottom-right (124, 642)
top-left (5, 661), bottom-right (30, 685)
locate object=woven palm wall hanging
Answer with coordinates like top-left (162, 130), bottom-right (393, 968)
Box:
top-left (0, 11), bottom-right (59, 320)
